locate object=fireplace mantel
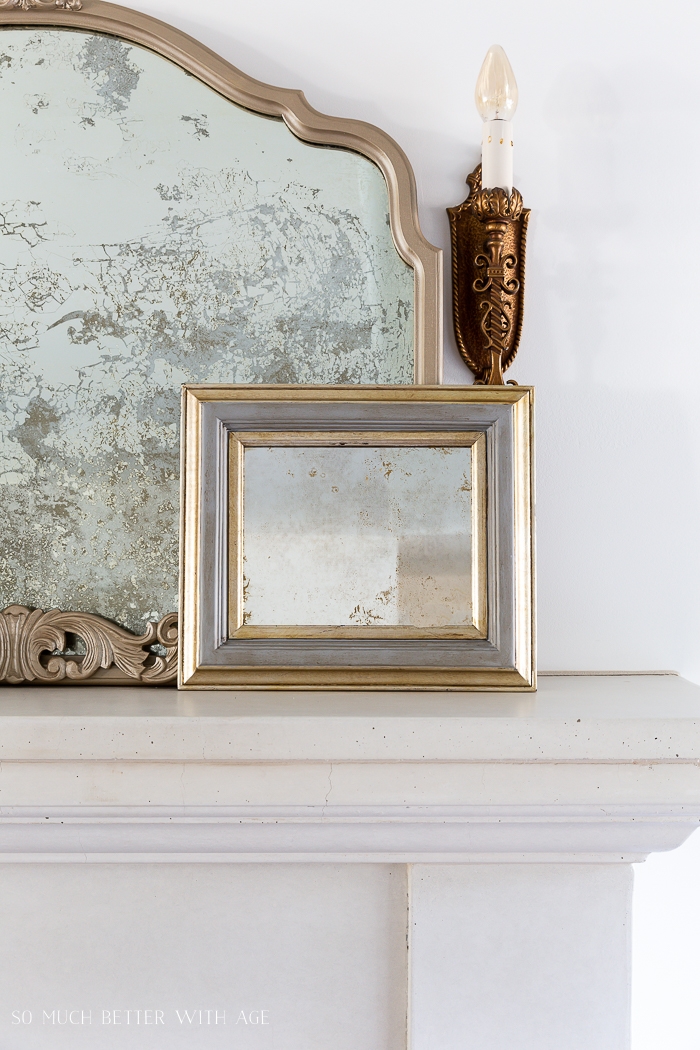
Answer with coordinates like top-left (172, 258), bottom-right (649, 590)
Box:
top-left (0, 673), bottom-right (698, 863)
top-left (0, 673), bottom-right (698, 1049)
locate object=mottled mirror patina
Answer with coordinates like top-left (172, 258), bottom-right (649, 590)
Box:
top-left (0, 28), bottom-right (415, 635)
top-left (241, 445), bottom-right (473, 630)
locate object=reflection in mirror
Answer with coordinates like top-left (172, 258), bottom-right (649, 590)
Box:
top-left (242, 446), bottom-right (473, 628)
top-left (0, 29), bottom-right (414, 633)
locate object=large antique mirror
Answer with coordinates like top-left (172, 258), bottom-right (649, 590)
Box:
top-left (0, 1), bottom-right (442, 685)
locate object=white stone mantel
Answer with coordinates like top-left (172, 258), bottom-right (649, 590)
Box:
top-left (0, 672), bottom-right (698, 863)
top-left (1, 673), bottom-right (699, 1049)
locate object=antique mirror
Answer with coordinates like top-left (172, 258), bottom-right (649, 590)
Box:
top-left (0, 1), bottom-right (442, 685)
top-left (179, 386), bottom-right (534, 691)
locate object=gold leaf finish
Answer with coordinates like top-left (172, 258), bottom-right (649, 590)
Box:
top-left (0, 606), bottom-right (177, 685)
top-left (448, 164), bottom-right (529, 385)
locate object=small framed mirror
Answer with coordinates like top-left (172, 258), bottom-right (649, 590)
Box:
top-left (180, 386), bottom-right (534, 691)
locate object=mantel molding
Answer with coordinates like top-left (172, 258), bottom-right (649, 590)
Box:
top-left (0, 804), bottom-right (698, 864)
top-left (0, 676), bottom-right (699, 862)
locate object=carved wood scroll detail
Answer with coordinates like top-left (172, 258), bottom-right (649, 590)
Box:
top-left (0, 606), bottom-right (177, 685)
top-left (0, 1), bottom-right (83, 10)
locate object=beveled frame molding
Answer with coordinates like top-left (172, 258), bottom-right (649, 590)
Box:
top-left (181, 385), bottom-right (535, 691)
top-left (0, 0), bottom-right (442, 383)
top-left (227, 430), bottom-right (488, 641)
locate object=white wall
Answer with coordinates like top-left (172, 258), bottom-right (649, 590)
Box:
top-left (633, 833), bottom-right (700, 1050)
top-left (136, 0), bottom-right (700, 1043)
top-left (138, 0), bottom-right (700, 681)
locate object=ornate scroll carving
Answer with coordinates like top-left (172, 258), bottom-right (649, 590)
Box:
top-left (448, 164), bottom-right (530, 385)
top-left (0, 606), bottom-right (177, 685)
top-left (0, 1), bottom-right (83, 10)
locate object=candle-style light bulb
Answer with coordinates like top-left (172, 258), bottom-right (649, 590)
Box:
top-left (475, 45), bottom-right (517, 192)
top-left (475, 45), bottom-right (518, 122)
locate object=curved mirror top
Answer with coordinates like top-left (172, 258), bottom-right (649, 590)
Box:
top-left (0, 28), bottom-right (414, 633)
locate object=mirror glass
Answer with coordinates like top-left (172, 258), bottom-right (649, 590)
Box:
top-left (0, 29), bottom-right (414, 631)
top-left (242, 445), bottom-right (473, 628)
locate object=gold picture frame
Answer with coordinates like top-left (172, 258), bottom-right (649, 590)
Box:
top-left (180, 385), bottom-right (535, 691)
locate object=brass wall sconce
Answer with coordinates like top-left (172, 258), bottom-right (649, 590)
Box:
top-left (448, 45), bottom-right (530, 385)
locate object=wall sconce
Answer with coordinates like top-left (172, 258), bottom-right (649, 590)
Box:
top-left (448, 45), bottom-right (529, 385)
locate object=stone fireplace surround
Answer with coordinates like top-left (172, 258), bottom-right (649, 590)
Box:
top-left (0, 672), bottom-right (697, 1049)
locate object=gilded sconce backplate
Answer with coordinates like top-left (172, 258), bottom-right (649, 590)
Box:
top-left (448, 164), bottom-right (530, 385)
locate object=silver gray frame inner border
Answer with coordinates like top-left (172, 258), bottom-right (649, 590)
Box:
top-left (195, 398), bottom-right (519, 672)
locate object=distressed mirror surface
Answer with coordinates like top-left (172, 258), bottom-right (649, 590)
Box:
top-left (0, 26), bottom-right (417, 644)
top-left (241, 444), bottom-right (475, 631)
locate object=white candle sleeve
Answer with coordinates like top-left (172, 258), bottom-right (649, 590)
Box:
top-left (481, 119), bottom-right (514, 193)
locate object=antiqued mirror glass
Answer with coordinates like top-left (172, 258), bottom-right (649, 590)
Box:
top-left (0, 27), bottom-right (415, 636)
top-left (228, 429), bottom-right (488, 643)
top-left (241, 445), bottom-right (473, 630)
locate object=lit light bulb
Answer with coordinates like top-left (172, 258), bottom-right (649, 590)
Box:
top-left (475, 45), bottom-right (518, 192)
